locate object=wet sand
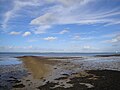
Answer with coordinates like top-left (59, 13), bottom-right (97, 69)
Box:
top-left (0, 55), bottom-right (120, 90)
top-left (17, 56), bottom-right (54, 79)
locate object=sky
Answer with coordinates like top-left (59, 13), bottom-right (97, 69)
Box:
top-left (0, 0), bottom-right (120, 52)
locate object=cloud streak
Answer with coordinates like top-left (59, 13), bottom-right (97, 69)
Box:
top-left (9, 31), bottom-right (21, 35)
top-left (29, 0), bottom-right (120, 33)
top-left (2, 0), bottom-right (42, 28)
top-left (2, 0), bottom-right (120, 33)
top-left (59, 29), bottom-right (69, 34)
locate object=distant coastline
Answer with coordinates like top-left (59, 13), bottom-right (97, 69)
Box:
top-left (0, 52), bottom-right (120, 57)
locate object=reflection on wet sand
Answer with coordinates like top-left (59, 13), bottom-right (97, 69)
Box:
top-left (19, 56), bottom-right (52, 79)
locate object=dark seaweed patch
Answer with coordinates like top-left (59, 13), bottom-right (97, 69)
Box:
top-left (13, 84), bottom-right (25, 88)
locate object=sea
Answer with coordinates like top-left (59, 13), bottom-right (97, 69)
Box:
top-left (0, 52), bottom-right (119, 66)
top-left (0, 52), bottom-right (118, 57)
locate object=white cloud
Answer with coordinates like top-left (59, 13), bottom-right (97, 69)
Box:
top-left (27, 39), bottom-right (37, 42)
top-left (109, 35), bottom-right (120, 43)
top-left (59, 29), bottom-right (69, 34)
top-left (30, 13), bottom-right (56, 25)
top-left (47, 0), bottom-right (94, 7)
top-left (104, 34), bottom-right (120, 43)
top-left (43, 36), bottom-right (57, 41)
top-left (0, 45), bottom-right (34, 52)
top-left (33, 25), bottom-right (51, 34)
top-left (72, 35), bottom-right (96, 41)
top-left (110, 39), bottom-right (118, 43)
top-left (23, 31), bottom-right (31, 37)
top-left (83, 45), bottom-right (91, 49)
top-left (73, 35), bottom-right (81, 40)
top-left (9, 31), bottom-right (21, 35)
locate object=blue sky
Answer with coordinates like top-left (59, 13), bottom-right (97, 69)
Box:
top-left (0, 0), bottom-right (120, 52)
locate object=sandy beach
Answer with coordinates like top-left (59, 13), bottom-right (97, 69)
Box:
top-left (0, 55), bottom-right (120, 90)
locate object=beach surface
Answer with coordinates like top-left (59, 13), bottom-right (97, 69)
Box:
top-left (0, 54), bottom-right (120, 90)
